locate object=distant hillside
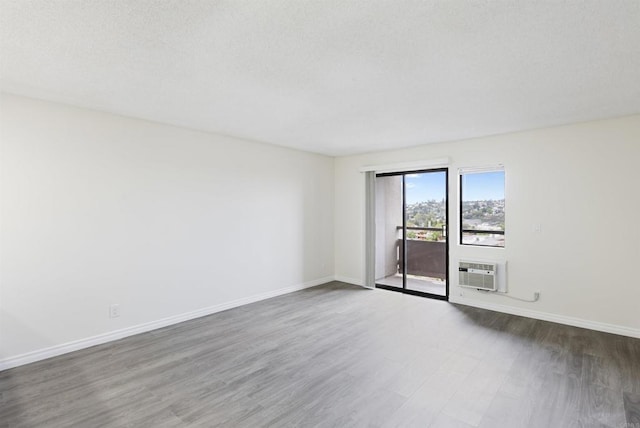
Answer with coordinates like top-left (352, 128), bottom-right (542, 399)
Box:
top-left (405, 199), bottom-right (505, 229)
top-left (461, 199), bottom-right (505, 229)
top-left (406, 200), bottom-right (445, 228)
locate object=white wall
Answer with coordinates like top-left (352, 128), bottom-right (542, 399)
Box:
top-left (0, 94), bottom-right (334, 365)
top-left (2, 93), bottom-right (639, 369)
top-left (335, 115), bottom-right (640, 336)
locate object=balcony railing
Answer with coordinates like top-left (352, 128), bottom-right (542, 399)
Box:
top-left (390, 225), bottom-right (505, 279)
top-left (461, 229), bottom-right (504, 235)
top-left (461, 228), bottom-right (505, 247)
top-left (396, 225), bottom-right (446, 241)
top-left (394, 226), bottom-right (446, 280)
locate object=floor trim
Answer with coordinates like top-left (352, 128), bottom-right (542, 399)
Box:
top-left (334, 275), bottom-right (364, 287)
top-left (0, 276), bottom-right (334, 371)
top-left (449, 295), bottom-right (640, 339)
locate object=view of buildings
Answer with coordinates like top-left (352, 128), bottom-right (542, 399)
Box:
top-left (405, 198), bottom-right (505, 246)
top-left (461, 199), bottom-right (505, 246)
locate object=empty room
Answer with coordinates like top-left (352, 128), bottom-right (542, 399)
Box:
top-left (1, 1), bottom-right (639, 427)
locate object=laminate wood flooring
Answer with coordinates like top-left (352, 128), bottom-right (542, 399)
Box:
top-left (1, 282), bottom-right (639, 427)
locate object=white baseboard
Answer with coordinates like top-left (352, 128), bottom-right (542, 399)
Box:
top-left (333, 275), bottom-right (364, 287)
top-left (449, 295), bottom-right (640, 339)
top-left (0, 276), bottom-right (333, 371)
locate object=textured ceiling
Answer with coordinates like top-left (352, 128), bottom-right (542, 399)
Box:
top-left (1, 1), bottom-right (639, 156)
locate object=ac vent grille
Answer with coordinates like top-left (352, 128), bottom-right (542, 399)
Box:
top-left (459, 261), bottom-right (497, 291)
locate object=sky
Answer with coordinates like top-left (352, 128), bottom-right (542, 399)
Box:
top-left (402, 170), bottom-right (504, 204)
top-left (461, 171), bottom-right (505, 201)
top-left (405, 172), bottom-right (446, 204)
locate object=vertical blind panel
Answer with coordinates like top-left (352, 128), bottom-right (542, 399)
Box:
top-left (364, 171), bottom-right (376, 289)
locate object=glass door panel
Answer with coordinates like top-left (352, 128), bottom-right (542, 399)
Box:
top-left (404, 171), bottom-right (447, 296)
top-left (374, 175), bottom-right (403, 289)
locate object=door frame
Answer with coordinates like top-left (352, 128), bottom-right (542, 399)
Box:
top-left (374, 168), bottom-right (449, 301)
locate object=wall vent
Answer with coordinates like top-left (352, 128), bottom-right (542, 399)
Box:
top-left (459, 261), bottom-right (497, 291)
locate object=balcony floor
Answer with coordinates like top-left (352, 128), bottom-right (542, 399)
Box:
top-left (376, 273), bottom-right (446, 296)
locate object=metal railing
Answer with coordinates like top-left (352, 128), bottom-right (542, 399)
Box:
top-left (461, 229), bottom-right (504, 235)
top-left (397, 226), bottom-right (504, 235)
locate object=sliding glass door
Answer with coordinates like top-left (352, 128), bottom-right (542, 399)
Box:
top-left (375, 169), bottom-right (448, 300)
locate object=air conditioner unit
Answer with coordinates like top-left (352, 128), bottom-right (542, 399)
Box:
top-left (459, 261), bottom-right (497, 291)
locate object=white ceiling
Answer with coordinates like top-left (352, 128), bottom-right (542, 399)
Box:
top-left (1, 1), bottom-right (639, 156)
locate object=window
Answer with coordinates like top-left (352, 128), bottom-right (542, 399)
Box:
top-left (460, 168), bottom-right (505, 247)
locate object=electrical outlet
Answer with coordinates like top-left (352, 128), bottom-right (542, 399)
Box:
top-left (109, 304), bottom-right (121, 318)
top-left (534, 291), bottom-right (541, 301)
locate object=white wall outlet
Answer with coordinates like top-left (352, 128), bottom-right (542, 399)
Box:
top-left (533, 223), bottom-right (542, 233)
top-left (109, 304), bottom-right (121, 318)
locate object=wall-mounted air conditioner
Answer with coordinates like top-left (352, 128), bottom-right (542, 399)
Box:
top-left (458, 260), bottom-right (507, 292)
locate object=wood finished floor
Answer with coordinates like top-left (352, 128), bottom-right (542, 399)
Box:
top-left (1, 282), bottom-right (639, 427)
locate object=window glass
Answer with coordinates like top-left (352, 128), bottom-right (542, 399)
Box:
top-left (460, 170), bottom-right (505, 247)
